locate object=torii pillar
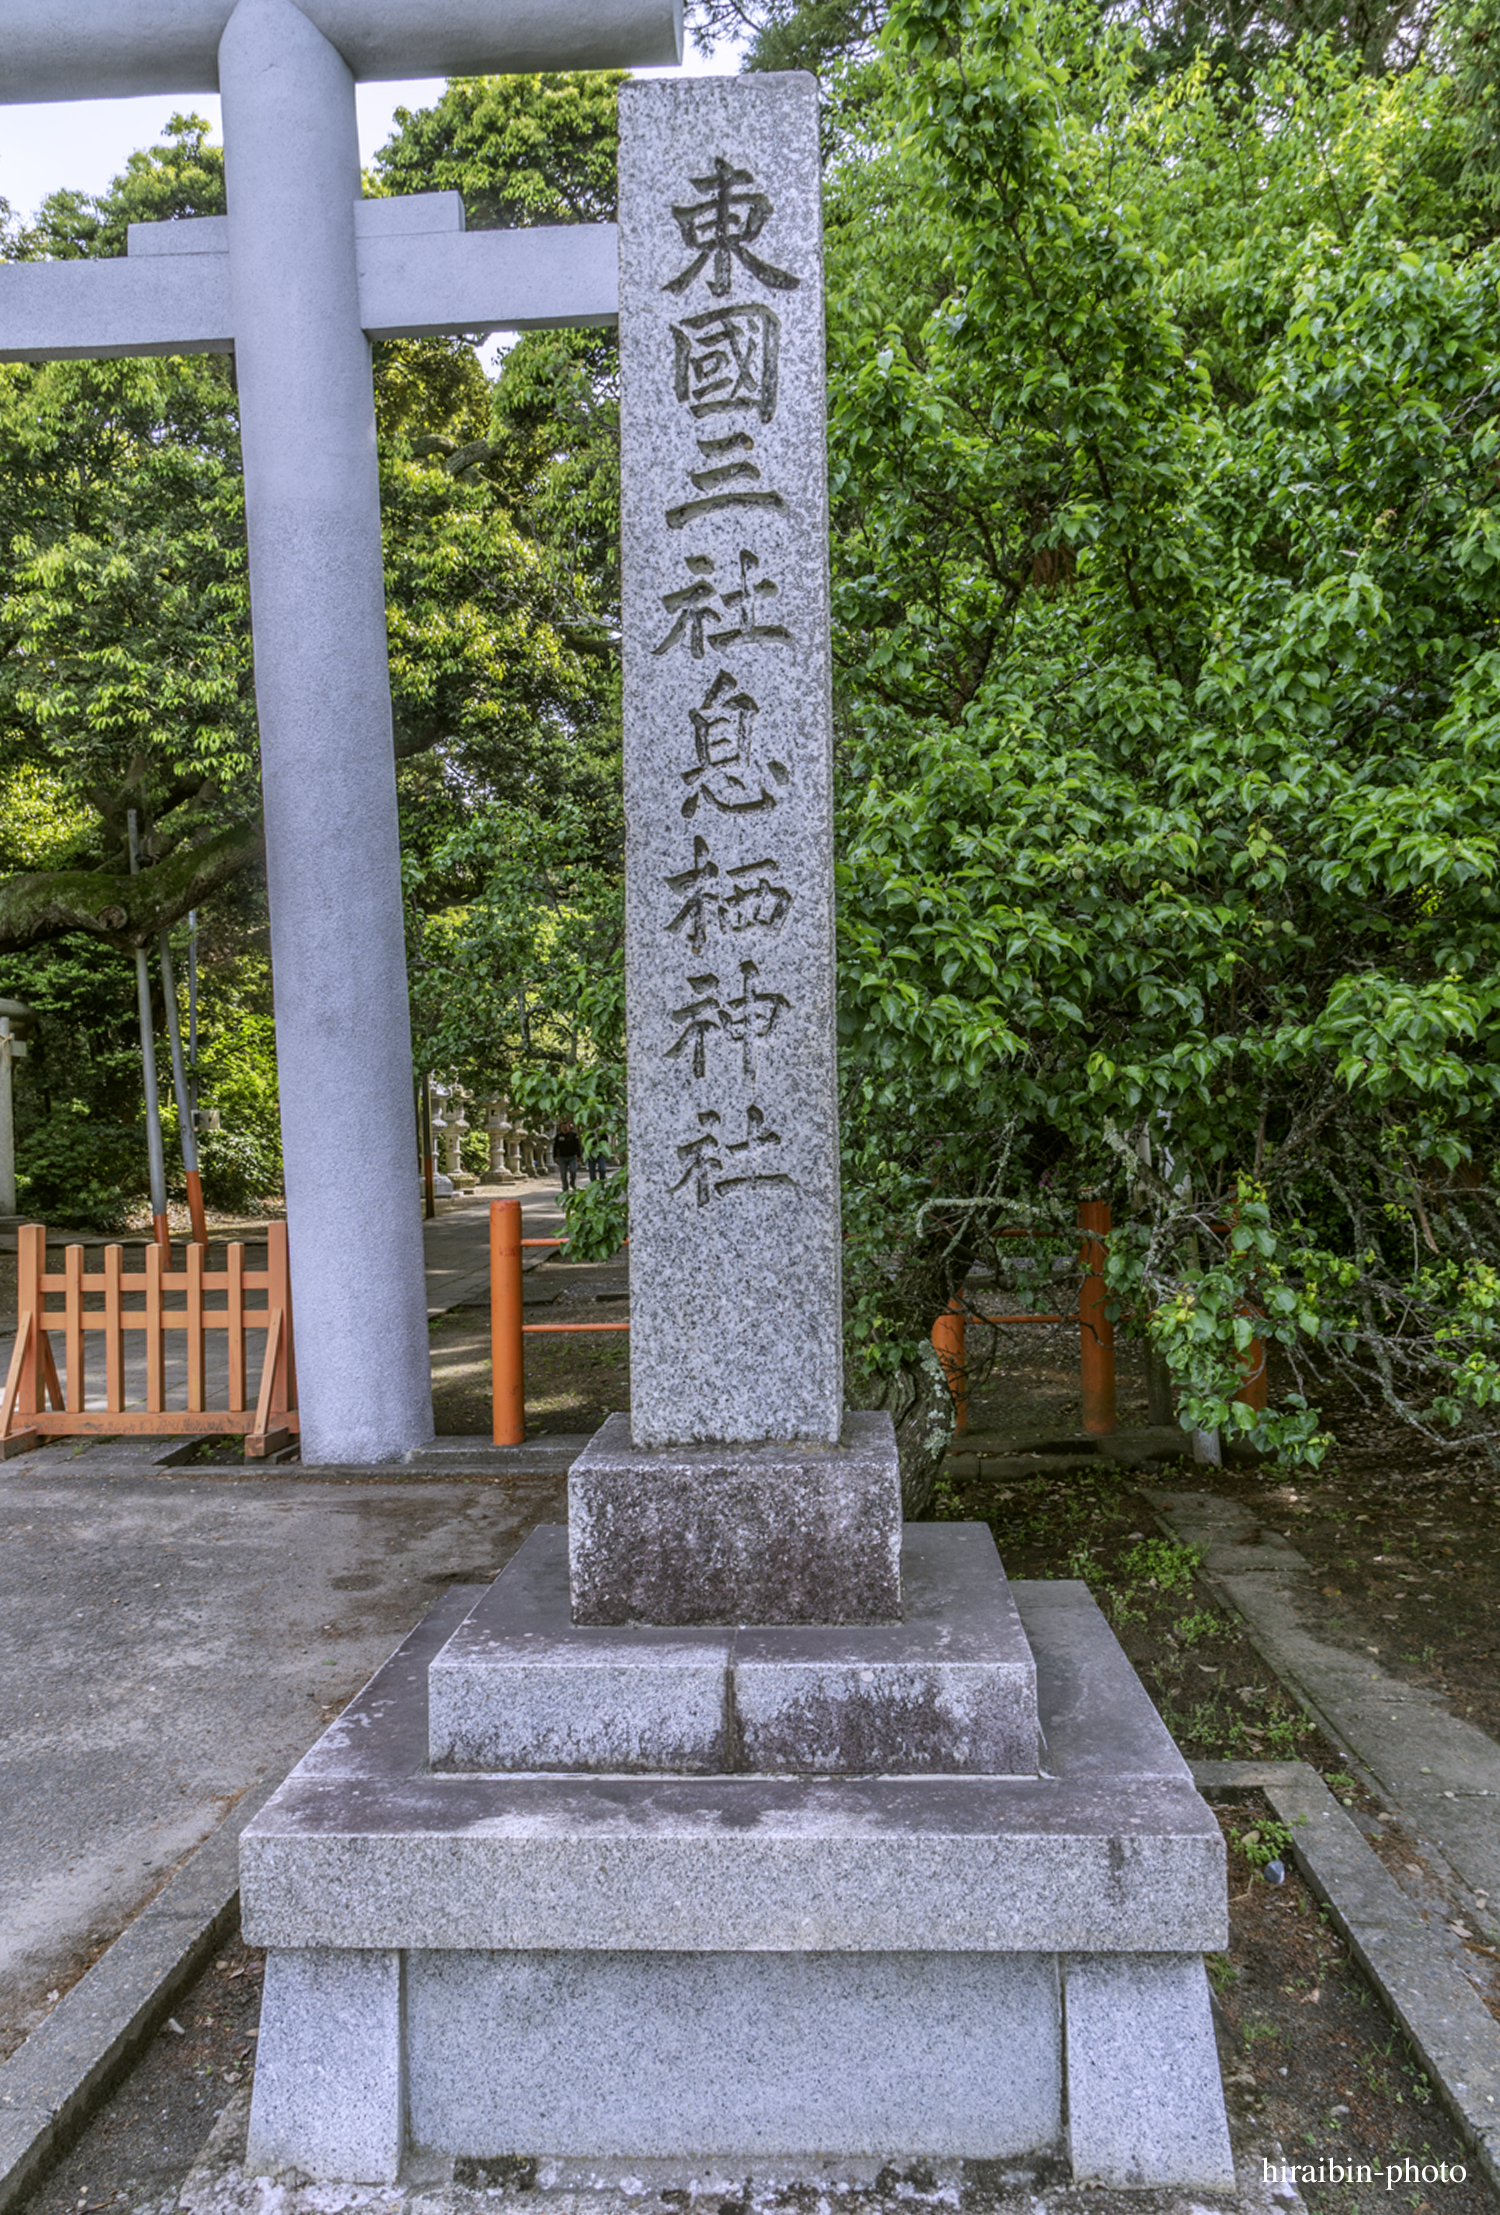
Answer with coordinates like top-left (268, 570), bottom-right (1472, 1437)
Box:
top-left (0, 0), bottom-right (680, 1461)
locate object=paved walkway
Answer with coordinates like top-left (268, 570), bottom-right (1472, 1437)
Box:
top-left (1148, 1487), bottom-right (1500, 1923)
top-left (0, 1178), bottom-right (631, 2063)
top-left (0, 1464), bottom-right (567, 2064)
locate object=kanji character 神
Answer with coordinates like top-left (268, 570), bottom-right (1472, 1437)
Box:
top-left (664, 960), bottom-right (790, 1080)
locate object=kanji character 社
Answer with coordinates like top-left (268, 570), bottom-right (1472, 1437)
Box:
top-left (652, 548), bottom-right (791, 660)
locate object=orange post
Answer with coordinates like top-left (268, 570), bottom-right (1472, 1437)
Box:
top-left (932, 1296), bottom-right (968, 1435)
top-left (1235, 1306), bottom-right (1268, 1414)
top-left (16, 1223), bottom-right (43, 1421)
top-left (491, 1199), bottom-right (525, 1446)
top-left (1078, 1200), bottom-right (1116, 1436)
top-left (185, 1167), bottom-right (209, 1251)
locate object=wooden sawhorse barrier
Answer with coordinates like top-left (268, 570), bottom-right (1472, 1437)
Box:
top-left (0, 1221), bottom-right (298, 1459)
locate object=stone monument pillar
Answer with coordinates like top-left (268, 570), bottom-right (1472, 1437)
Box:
top-left (567, 76), bottom-right (901, 1624)
top-left (239, 78), bottom-right (1233, 2195)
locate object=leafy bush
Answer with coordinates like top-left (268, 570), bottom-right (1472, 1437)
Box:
top-left (15, 1111), bottom-right (148, 1232)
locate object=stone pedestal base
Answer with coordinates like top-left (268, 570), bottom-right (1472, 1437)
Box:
top-left (240, 1571), bottom-right (1233, 2190)
top-left (567, 1411), bottom-right (903, 1626)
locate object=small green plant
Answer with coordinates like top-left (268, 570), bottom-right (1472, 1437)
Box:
top-left (1263, 1699), bottom-right (1311, 1752)
top-left (1173, 1608), bottom-right (1231, 1646)
top-left (1119, 1538), bottom-right (1201, 1596)
top-left (1233, 1819), bottom-right (1293, 1870)
top-left (1241, 2017), bottom-right (1282, 2047)
top-left (1327, 1770), bottom-right (1358, 1794)
top-left (1206, 1954), bottom-right (1239, 1994)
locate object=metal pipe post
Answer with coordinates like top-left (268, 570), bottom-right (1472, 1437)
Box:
top-left (1078, 1199), bottom-right (1116, 1436)
top-left (128, 812), bottom-right (172, 1259)
top-left (219, 0), bottom-right (433, 1460)
top-left (490, 1199), bottom-right (524, 1446)
top-left (160, 933), bottom-right (208, 1246)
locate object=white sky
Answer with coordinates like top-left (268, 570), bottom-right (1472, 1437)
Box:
top-left (0, 44), bottom-right (737, 225)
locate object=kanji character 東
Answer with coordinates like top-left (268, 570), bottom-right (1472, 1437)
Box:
top-left (663, 158), bottom-right (800, 299)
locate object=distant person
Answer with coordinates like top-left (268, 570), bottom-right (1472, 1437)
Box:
top-left (586, 1136), bottom-right (610, 1182)
top-left (554, 1116), bottom-right (583, 1194)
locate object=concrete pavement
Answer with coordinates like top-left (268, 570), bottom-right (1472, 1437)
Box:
top-left (1147, 1488), bottom-right (1500, 1924)
top-left (0, 1466), bottom-right (566, 2062)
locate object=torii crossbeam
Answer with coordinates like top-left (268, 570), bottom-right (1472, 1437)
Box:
top-left (0, 0), bottom-right (680, 1462)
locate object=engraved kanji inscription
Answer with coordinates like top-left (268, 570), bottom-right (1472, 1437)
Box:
top-left (664, 157), bottom-right (801, 299)
top-left (671, 1103), bottom-right (799, 1206)
top-left (665, 836), bottom-right (793, 953)
top-left (666, 434), bottom-right (787, 532)
top-left (652, 548), bottom-right (791, 660)
top-left (673, 304), bottom-right (781, 423)
top-left (682, 668), bottom-right (790, 819)
top-left (665, 959), bottom-right (790, 1080)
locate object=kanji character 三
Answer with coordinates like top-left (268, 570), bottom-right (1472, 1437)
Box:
top-left (666, 433), bottom-right (786, 533)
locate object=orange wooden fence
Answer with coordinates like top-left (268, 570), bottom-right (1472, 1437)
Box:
top-left (1, 1222), bottom-right (298, 1459)
top-left (930, 1202), bottom-right (1117, 1438)
top-left (490, 1199), bottom-right (628, 1446)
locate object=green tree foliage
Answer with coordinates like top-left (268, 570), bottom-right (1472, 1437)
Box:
top-left (374, 77), bottom-right (630, 1142)
top-left (0, 94), bottom-right (627, 1219)
top-left (824, 0), bottom-right (1500, 1455)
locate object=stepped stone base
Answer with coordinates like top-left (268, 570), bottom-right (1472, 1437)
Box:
top-left (240, 1571), bottom-right (1234, 2190)
top-left (429, 1522), bottom-right (1038, 1776)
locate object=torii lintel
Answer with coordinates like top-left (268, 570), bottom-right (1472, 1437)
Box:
top-left (0, 0), bottom-right (683, 104)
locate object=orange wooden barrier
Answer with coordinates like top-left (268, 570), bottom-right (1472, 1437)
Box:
top-left (490, 1200), bottom-right (630, 1446)
top-left (0, 1222), bottom-right (297, 1459)
top-left (1077, 1200), bottom-right (1117, 1437)
top-left (932, 1297), bottom-right (968, 1435)
top-left (930, 1202), bottom-right (1117, 1436)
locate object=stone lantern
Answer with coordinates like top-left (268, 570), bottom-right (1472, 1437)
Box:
top-left (481, 1096), bottom-right (513, 1185)
top-left (0, 998), bottom-right (33, 1222)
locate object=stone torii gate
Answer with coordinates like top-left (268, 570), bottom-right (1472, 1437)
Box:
top-left (0, 0), bottom-right (680, 1463)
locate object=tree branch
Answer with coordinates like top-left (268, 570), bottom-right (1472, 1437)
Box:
top-left (0, 821), bottom-right (264, 953)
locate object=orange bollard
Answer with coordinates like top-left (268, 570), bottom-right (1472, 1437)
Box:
top-left (1234, 1310), bottom-right (1268, 1414)
top-left (932, 1296), bottom-right (968, 1434)
top-left (491, 1198), bottom-right (525, 1446)
top-left (185, 1166), bottom-right (208, 1250)
top-left (152, 1211), bottom-right (172, 1266)
top-left (1078, 1200), bottom-right (1116, 1436)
